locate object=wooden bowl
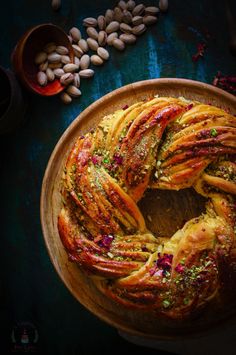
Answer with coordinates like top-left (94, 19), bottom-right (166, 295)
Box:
top-left (40, 79), bottom-right (236, 339)
top-left (12, 23), bottom-right (74, 96)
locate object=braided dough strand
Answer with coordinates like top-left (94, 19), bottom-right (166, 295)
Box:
top-left (58, 97), bottom-right (236, 319)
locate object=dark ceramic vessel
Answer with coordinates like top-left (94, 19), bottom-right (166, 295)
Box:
top-left (11, 23), bottom-right (74, 96)
top-left (0, 66), bottom-right (27, 135)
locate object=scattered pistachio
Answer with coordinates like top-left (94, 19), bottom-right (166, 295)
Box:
top-left (112, 38), bottom-right (125, 51)
top-left (78, 39), bottom-right (89, 53)
top-left (72, 44), bottom-right (83, 58)
top-left (69, 27), bottom-right (82, 42)
top-left (132, 23), bottom-right (146, 36)
top-left (114, 7), bottom-right (123, 22)
top-left (37, 71), bottom-right (47, 86)
top-left (53, 68), bottom-right (65, 78)
top-left (39, 61), bottom-right (48, 71)
top-left (63, 63), bottom-right (79, 73)
top-left (67, 35), bottom-right (73, 44)
top-left (60, 92), bottom-right (72, 104)
top-left (107, 32), bottom-right (118, 45)
top-left (60, 73), bottom-right (74, 86)
top-left (80, 54), bottom-right (90, 70)
top-left (105, 9), bottom-right (114, 25)
top-left (106, 21), bottom-right (120, 34)
top-left (145, 6), bottom-right (160, 16)
top-left (119, 33), bottom-right (136, 44)
top-left (98, 31), bottom-right (107, 46)
top-left (44, 42), bottom-right (57, 53)
top-left (66, 85), bottom-right (82, 97)
top-left (120, 23), bottom-right (133, 34)
top-left (86, 27), bottom-right (99, 40)
top-left (159, 0), bottom-right (168, 12)
top-left (83, 17), bottom-right (98, 27)
top-left (79, 69), bottom-right (94, 78)
top-left (46, 67), bottom-right (55, 81)
top-left (97, 47), bottom-right (109, 60)
top-left (51, 0), bottom-right (61, 11)
top-left (48, 62), bottom-right (62, 69)
top-left (47, 52), bottom-right (61, 63)
top-left (123, 10), bottom-right (133, 24)
top-left (91, 54), bottom-right (104, 66)
top-left (73, 73), bottom-right (81, 88)
top-left (118, 0), bottom-right (127, 10)
top-left (61, 55), bottom-right (71, 64)
top-left (34, 51), bottom-right (47, 65)
top-left (97, 15), bottom-right (106, 30)
top-left (74, 56), bottom-right (80, 66)
top-left (127, 0), bottom-right (136, 11)
top-left (132, 4), bottom-right (145, 16)
top-left (132, 15), bottom-right (143, 26)
top-left (87, 38), bottom-right (99, 51)
top-left (56, 46), bottom-right (69, 55)
top-left (143, 15), bottom-right (158, 26)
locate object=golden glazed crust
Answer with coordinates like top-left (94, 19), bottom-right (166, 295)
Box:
top-left (58, 97), bottom-right (236, 319)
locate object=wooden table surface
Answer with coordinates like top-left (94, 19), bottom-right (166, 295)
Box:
top-left (0, 0), bottom-right (235, 354)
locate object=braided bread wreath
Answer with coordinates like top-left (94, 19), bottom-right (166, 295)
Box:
top-left (58, 90), bottom-right (236, 322)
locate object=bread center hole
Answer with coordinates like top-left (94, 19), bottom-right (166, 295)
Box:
top-left (138, 188), bottom-right (207, 238)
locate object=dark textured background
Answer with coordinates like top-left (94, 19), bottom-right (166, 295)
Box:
top-left (0, 0), bottom-right (235, 354)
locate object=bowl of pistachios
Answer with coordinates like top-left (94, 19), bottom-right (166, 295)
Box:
top-left (12, 23), bottom-right (74, 96)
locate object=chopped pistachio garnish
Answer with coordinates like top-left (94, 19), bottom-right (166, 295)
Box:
top-left (210, 128), bottom-right (218, 137)
top-left (162, 299), bottom-right (171, 308)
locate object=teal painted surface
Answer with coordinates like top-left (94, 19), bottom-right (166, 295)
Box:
top-left (0, 0), bottom-right (235, 353)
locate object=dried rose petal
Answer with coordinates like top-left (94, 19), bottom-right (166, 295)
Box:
top-left (154, 269), bottom-right (164, 277)
top-left (197, 129), bottom-right (210, 139)
top-left (186, 103), bottom-right (193, 111)
top-left (149, 266), bottom-right (164, 277)
top-left (156, 253), bottom-right (173, 271)
top-left (192, 42), bottom-right (206, 62)
top-left (98, 234), bottom-right (114, 249)
top-left (149, 266), bottom-right (156, 276)
top-left (212, 71), bottom-right (236, 95)
top-left (175, 263), bottom-right (185, 274)
top-left (91, 155), bottom-right (102, 165)
top-left (113, 153), bottom-right (123, 165)
top-left (78, 151), bottom-right (89, 166)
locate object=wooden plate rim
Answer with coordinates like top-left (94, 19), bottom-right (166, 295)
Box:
top-left (40, 78), bottom-right (236, 339)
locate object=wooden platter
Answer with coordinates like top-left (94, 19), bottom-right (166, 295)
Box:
top-left (40, 78), bottom-right (236, 340)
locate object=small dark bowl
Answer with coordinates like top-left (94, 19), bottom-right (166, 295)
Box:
top-left (12, 23), bottom-right (74, 96)
top-left (0, 66), bottom-right (27, 135)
